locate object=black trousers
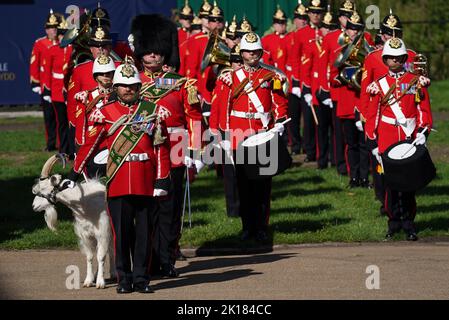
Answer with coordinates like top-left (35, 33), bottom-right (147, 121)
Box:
top-left (287, 94), bottom-right (302, 153)
top-left (52, 101), bottom-right (70, 155)
top-left (300, 97), bottom-right (316, 159)
top-left (385, 189), bottom-right (417, 234)
top-left (341, 118), bottom-right (370, 181)
top-left (107, 195), bottom-right (157, 286)
top-left (42, 98), bottom-right (57, 150)
top-left (153, 166), bottom-right (186, 267)
top-left (332, 104), bottom-right (347, 175)
top-left (370, 153), bottom-right (386, 205)
top-left (316, 103), bottom-right (334, 168)
top-left (236, 165), bottom-right (272, 234)
top-left (223, 163), bottom-right (240, 217)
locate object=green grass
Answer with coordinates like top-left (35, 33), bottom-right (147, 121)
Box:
top-left (0, 113), bottom-right (448, 250)
top-left (429, 80), bottom-right (449, 112)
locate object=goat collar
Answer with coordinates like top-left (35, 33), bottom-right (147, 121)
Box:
top-left (35, 177), bottom-right (63, 205)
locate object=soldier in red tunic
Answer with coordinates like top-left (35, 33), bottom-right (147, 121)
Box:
top-left (365, 38), bottom-right (432, 241)
top-left (73, 54), bottom-right (116, 178)
top-left (178, 0), bottom-right (194, 46)
top-left (179, 15), bottom-right (203, 77)
top-left (286, 1), bottom-right (309, 155)
top-left (62, 59), bottom-right (171, 294)
top-left (30, 9), bottom-right (61, 152)
top-left (130, 14), bottom-right (204, 278)
top-left (226, 33), bottom-right (288, 242)
top-left (42, 16), bottom-right (74, 157)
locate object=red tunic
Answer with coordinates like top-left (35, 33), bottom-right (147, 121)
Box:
top-left (227, 65), bottom-right (288, 150)
top-left (42, 44), bottom-right (73, 103)
top-left (29, 36), bottom-right (57, 91)
top-left (210, 69), bottom-right (233, 133)
top-left (74, 88), bottom-right (112, 147)
top-left (360, 48), bottom-right (416, 119)
top-left (140, 71), bottom-right (204, 168)
top-left (365, 71), bottom-right (432, 153)
top-left (73, 100), bottom-right (171, 198)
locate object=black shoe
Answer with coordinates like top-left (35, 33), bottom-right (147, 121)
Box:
top-left (255, 230), bottom-right (269, 242)
top-left (134, 283), bottom-right (154, 294)
top-left (359, 179), bottom-right (373, 189)
top-left (44, 146), bottom-right (57, 152)
top-left (291, 150), bottom-right (301, 156)
top-left (406, 233), bottom-right (418, 241)
top-left (304, 156), bottom-right (316, 163)
top-left (116, 284), bottom-right (133, 294)
top-left (384, 232), bottom-right (394, 241)
top-left (240, 230), bottom-right (252, 241)
top-left (348, 178), bottom-right (359, 189)
top-left (176, 250), bottom-right (187, 261)
top-left (161, 264), bottom-right (179, 278)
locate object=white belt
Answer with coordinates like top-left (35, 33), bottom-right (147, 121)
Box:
top-left (125, 153), bottom-right (149, 162)
top-left (381, 116), bottom-right (416, 133)
top-left (167, 126), bottom-right (187, 134)
top-left (231, 110), bottom-right (271, 120)
top-left (52, 72), bottom-right (64, 79)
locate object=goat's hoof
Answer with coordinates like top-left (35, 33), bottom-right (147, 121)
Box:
top-left (96, 280), bottom-right (106, 289)
top-left (83, 280), bottom-right (95, 288)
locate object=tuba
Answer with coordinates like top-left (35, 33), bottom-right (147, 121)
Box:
top-left (201, 31), bottom-right (231, 72)
top-left (334, 31), bottom-right (374, 91)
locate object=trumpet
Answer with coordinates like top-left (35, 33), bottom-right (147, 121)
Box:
top-left (201, 31), bottom-right (231, 73)
top-left (334, 31), bottom-right (374, 91)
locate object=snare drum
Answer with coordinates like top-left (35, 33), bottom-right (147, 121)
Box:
top-left (237, 131), bottom-right (292, 180)
top-left (381, 140), bottom-right (436, 192)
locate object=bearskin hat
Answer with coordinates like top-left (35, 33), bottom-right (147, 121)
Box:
top-left (130, 14), bottom-right (180, 71)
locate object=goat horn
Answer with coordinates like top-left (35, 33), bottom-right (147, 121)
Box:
top-left (56, 153), bottom-right (68, 169)
top-left (40, 154), bottom-right (64, 178)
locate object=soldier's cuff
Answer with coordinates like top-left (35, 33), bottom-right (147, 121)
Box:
top-left (366, 138), bottom-right (378, 151)
top-left (155, 177), bottom-right (171, 192)
top-left (302, 85), bottom-right (311, 95)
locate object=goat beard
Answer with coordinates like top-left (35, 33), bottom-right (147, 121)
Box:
top-left (44, 206), bottom-right (58, 232)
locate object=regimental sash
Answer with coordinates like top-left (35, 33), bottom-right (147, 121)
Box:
top-left (106, 99), bottom-right (157, 184)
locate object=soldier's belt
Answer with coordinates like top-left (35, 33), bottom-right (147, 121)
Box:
top-left (124, 153), bottom-right (149, 162)
top-left (381, 116), bottom-right (416, 129)
top-left (52, 72), bottom-right (64, 79)
top-left (231, 110), bottom-right (271, 120)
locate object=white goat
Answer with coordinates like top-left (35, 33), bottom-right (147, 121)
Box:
top-left (32, 155), bottom-right (115, 289)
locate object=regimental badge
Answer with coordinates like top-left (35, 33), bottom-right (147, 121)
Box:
top-left (297, 5), bottom-right (306, 15)
top-left (343, 0), bottom-right (354, 10)
top-left (241, 20), bottom-right (251, 32)
top-left (95, 27), bottom-right (105, 40)
top-left (48, 14), bottom-right (57, 25)
top-left (351, 12), bottom-right (361, 23)
top-left (324, 12), bottom-right (333, 24)
top-left (120, 64), bottom-right (136, 78)
top-left (389, 38), bottom-right (402, 49)
top-left (96, 8), bottom-right (106, 19)
top-left (274, 9), bottom-right (285, 20)
top-left (211, 6), bottom-right (221, 16)
top-left (386, 15), bottom-right (397, 28)
top-left (202, 1), bottom-right (211, 12)
top-left (182, 6), bottom-right (192, 15)
top-left (312, 0), bottom-right (321, 7)
top-left (245, 32), bottom-right (258, 43)
top-left (98, 54), bottom-right (110, 65)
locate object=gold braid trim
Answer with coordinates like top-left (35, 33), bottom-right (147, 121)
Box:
top-left (184, 78), bottom-right (200, 105)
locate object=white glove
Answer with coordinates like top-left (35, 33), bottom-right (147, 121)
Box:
top-left (372, 148), bottom-right (382, 164)
top-left (304, 93), bottom-right (313, 106)
top-left (272, 123), bottom-right (285, 136)
top-left (291, 87), bottom-right (301, 99)
top-left (32, 86), bottom-right (42, 95)
top-left (43, 95), bottom-right (52, 103)
top-left (194, 159), bottom-right (206, 173)
top-left (74, 91), bottom-right (88, 103)
top-left (355, 120), bottom-right (364, 132)
top-left (419, 76), bottom-right (431, 87)
top-left (322, 98), bottom-right (333, 109)
top-left (153, 189), bottom-right (168, 197)
top-left (184, 156), bottom-right (194, 168)
top-left (366, 82), bottom-right (380, 95)
top-left (127, 34), bottom-right (135, 52)
top-left (60, 179), bottom-right (75, 190)
top-left (415, 132), bottom-right (427, 146)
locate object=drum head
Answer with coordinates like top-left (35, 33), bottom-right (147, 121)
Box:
top-left (93, 149), bottom-right (109, 165)
top-left (241, 131), bottom-right (275, 148)
top-left (388, 143), bottom-right (416, 160)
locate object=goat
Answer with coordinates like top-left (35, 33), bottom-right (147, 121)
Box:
top-left (32, 154), bottom-right (115, 289)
